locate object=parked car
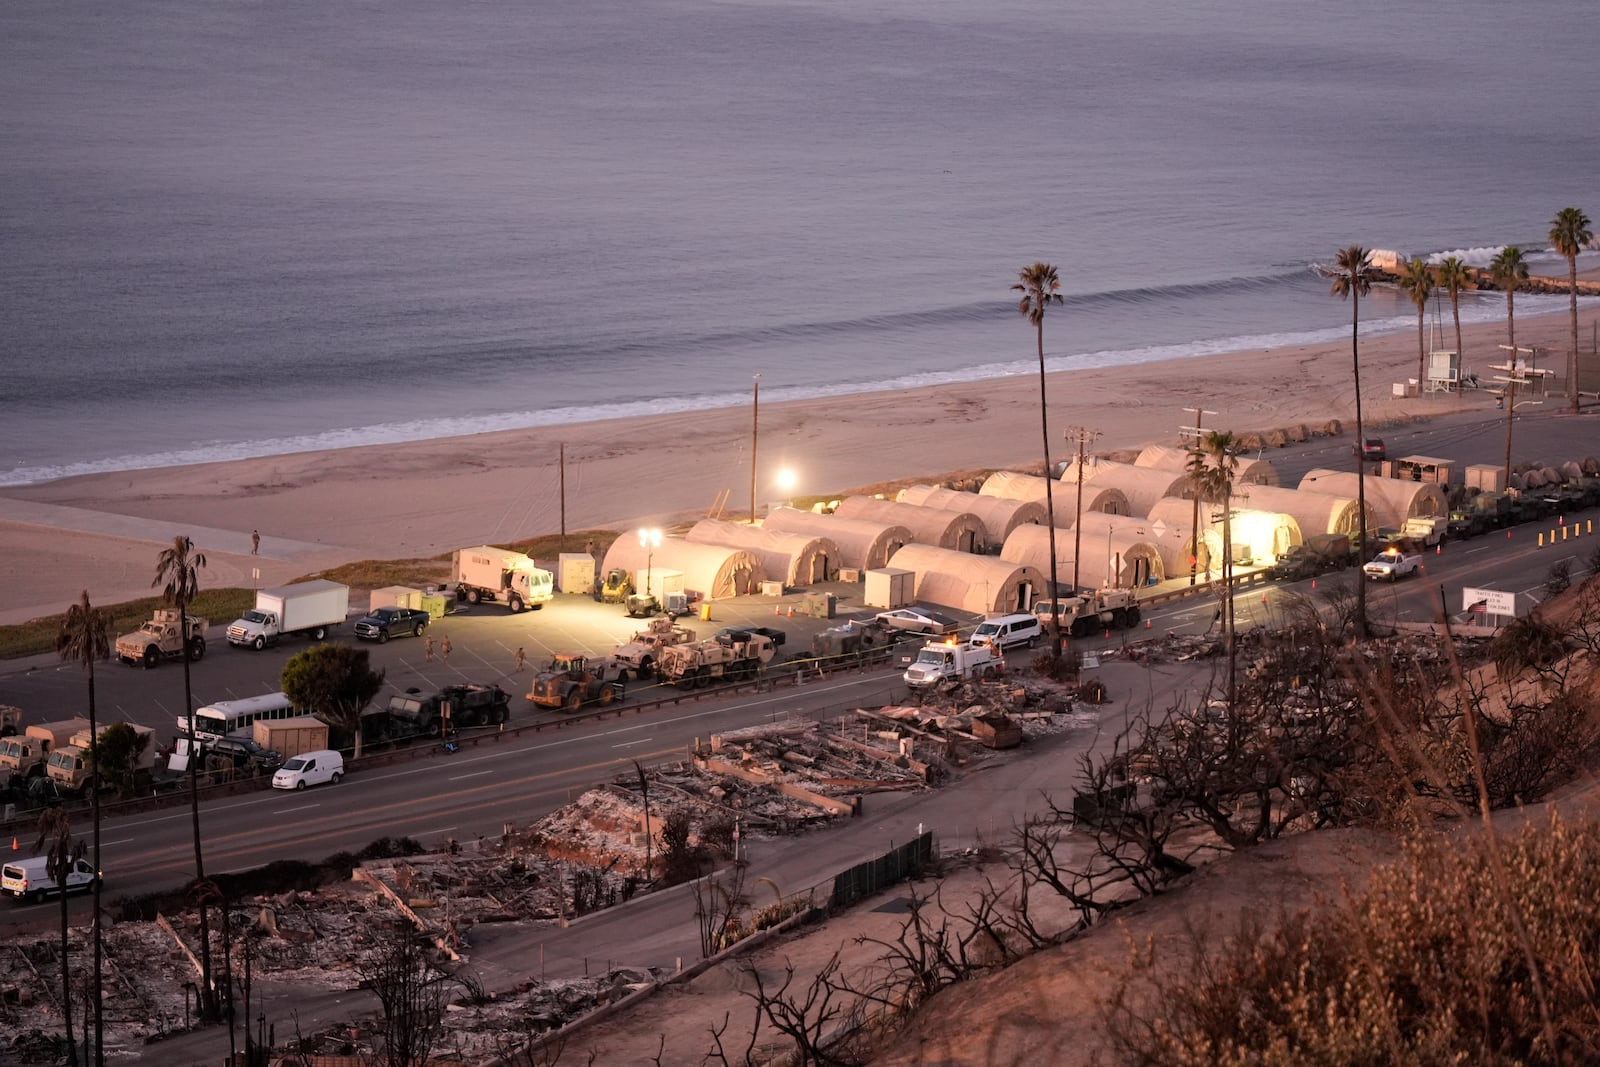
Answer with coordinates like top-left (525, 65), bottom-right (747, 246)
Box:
top-left (271, 749), bottom-right (345, 790)
top-left (873, 608), bottom-right (960, 635)
top-left (353, 607), bottom-right (431, 643)
top-left (1356, 437), bottom-right (1386, 462)
top-left (202, 736), bottom-right (284, 775)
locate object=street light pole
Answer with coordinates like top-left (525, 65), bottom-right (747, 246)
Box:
top-left (638, 527), bottom-right (661, 602)
top-left (1493, 345), bottom-right (1535, 488)
top-left (750, 375), bottom-right (760, 524)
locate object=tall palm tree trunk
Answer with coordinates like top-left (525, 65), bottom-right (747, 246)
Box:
top-left (1351, 290), bottom-right (1369, 640)
top-left (60, 869), bottom-right (75, 1066)
top-left (179, 602), bottom-right (216, 1020)
top-left (1569, 255), bottom-right (1581, 413)
top-left (1038, 320), bottom-right (1061, 664)
top-left (1451, 295), bottom-right (1463, 368)
top-left (87, 661), bottom-right (103, 1067)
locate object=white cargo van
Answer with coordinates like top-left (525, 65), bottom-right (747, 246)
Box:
top-left (271, 749), bottom-right (344, 790)
top-left (969, 613), bottom-right (1042, 652)
top-left (3, 856), bottom-right (99, 901)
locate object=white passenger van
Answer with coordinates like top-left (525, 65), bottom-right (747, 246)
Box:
top-left (3, 856), bottom-right (99, 901)
top-left (271, 749), bottom-right (344, 791)
top-left (969, 612), bottom-right (1042, 652)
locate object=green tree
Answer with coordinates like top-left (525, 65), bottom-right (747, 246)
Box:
top-left (55, 591), bottom-right (111, 1067)
top-left (1188, 431), bottom-right (1241, 702)
top-left (152, 534), bottom-right (218, 1021)
top-left (281, 644), bottom-right (385, 758)
top-left (35, 808), bottom-right (82, 1066)
top-left (1490, 245), bottom-right (1531, 354)
top-left (1549, 207), bottom-right (1593, 413)
top-left (1398, 257), bottom-right (1435, 388)
top-left (1328, 246), bottom-right (1378, 640)
top-left (1434, 256), bottom-right (1472, 366)
top-left (1013, 262), bottom-right (1066, 667)
top-left (85, 723), bottom-right (152, 798)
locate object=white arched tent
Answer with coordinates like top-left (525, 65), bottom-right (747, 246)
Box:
top-left (1230, 483), bottom-right (1362, 539)
top-left (1001, 520), bottom-right (1164, 591)
top-left (1297, 469), bottom-right (1448, 528)
top-left (835, 496), bottom-right (987, 553)
top-left (1144, 497), bottom-right (1226, 579)
top-left (763, 509), bottom-right (913, 572)
top-left (1060, 460), bottom-right (1193, 518)
top-left (1133, 444), bottom-right (1280, 486)
top-left (979, 470), bottom-right (1131, 517)
top-left (686, 520), bottom-right (841, 588)
top-left (885, 544), bottom-right (1046, 615)
top-left (599, 538), bottom-right (765, 600)
top-left (896, 485), bottom-right (1048, 545)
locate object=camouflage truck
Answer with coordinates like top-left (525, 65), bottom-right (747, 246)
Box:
top-left (1032, 588), bottom-right (1141, 638)
top-left (656, 630), bottom-right (781, 690)
top-left (1269, 533), bottom-right (1356, 581)
top-left (45, 723), bottom-right (156, 796)
top-left (116, 608), bottom-right (207, 668)
top-left (611, 618), bottom-right (698, 680)
top-left (386, 683), bottom-right (512, 739)
top-left (527, 654), bottom-right (627, 712)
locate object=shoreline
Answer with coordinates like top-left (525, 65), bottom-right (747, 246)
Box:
top-left (2, 303), bottom-right (1596, 625)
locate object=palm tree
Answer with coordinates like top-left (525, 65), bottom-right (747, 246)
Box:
top-left (36, 808), bottom-right (81, 1066)
top-left (1188, 431), bottom-right (1240, 701)
top-left (1328, 246), bottom-right (1378, 640)
top-left (1398, 257), bottom-right (1435, 389)
top-left (1491, 246), bottom-right (1531, 485)
top-left (1435, 256), bottom-right (1472, 366)
top-left (153, 535), bottom-right (218, 1020)
top-left (1013, 262), bottom-right (1065, 667)
top-left (56, 592), bottom-right (110, 1067)
top-left (1549, 207), bottom-right (1593, 413)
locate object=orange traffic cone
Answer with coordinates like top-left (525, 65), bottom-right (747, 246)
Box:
top-left (1435, 544), bottom-right (1441, 555)
top-left (9, 837), bottom-right (16, 852)
top-left (787, 606), bottom-right (794, 617)
top-left (774, 604), bottom-right (781, 616)
top-left (1145, 619), bottom-right (1152, 629)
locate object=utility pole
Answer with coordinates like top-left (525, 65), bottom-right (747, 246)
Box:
top-left (750, 375), bottom-right (760, 524)
top-left (559, 442), bottom-right (566, 542)
top-left (1179, 407), bottom-right (1218, 585)
top-left (1492, 345), bottom-right (1537, 488)
top-left (1062, 426), bottom-right (1101, 595)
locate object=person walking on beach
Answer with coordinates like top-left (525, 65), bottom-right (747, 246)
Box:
top-left (513, 646), bottom-right (526, 673)
top-left (424, 634), bottom-right (435, 663)
top-left (251, 530), bottom-right (260, 555)
top-left (441, 635), bottom-right (453, 665)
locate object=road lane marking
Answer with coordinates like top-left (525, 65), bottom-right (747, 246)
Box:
top-left (421, 826), bottom-right (458, 837)
top-left (448, 770), bottom-right (495, 781)
top-left (272, 803), bottom-right (319, 814)
top-left (100, 837), bottom-right (135, 847)
top-left (613, 738), bottom-right (654, 748)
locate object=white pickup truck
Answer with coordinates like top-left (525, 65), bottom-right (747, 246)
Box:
top-left (1363, 548), bottom-right (1423, 581)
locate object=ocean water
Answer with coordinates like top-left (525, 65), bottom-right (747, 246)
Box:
top-left (2, 0), bottom-right (1597, 486)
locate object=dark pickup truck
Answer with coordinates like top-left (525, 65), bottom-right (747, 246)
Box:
top-left (353, 607), bottom-right (431, 643)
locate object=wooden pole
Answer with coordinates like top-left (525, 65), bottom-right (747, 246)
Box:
top-left (559, 442), bottom-right (567, 542)
top-left (751, 375), bottom-right (760, 524)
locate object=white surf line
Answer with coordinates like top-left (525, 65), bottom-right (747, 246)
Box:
top-left (448, 769), bottom-right (495, 781)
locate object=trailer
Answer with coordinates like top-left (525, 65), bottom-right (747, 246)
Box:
top-left (451, 546), bottom-right (555, 613)
top-left (227, 579), bottom-right (350, 649)
top-left (253, 716), bottom-right (331, 760)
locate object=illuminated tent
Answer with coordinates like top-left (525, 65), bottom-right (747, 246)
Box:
top-left (1059, 460), bottom-right (1193, 518)
top-left (1133, 444), bottom-right (1280, 486)
top-left (763, 508), bottom-right (913, 572)
top-left (885, 544), bottom-right (1047, 615)
top-left (979, 470), bottom-right (1132, 517)
top-left (1229, 483), bottom-right (1363, 539)
top-left (1297, 469), bottom-right (1448, 528)
top-left (1001, 519), bottom-right (1165, 591)
top-left (686, 519), bottom-right (841, 587)
top-left (835, 496), bottom-right (986, 553)
top-left (896, 485), bottom-right (1048, 544)
top-left (1143, 497), bottom-right (1227, 579)
top-left (599, 537), bottom-right (765, 600)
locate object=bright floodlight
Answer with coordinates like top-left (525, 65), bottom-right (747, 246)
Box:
top-left (775, 467), bottom-right (798, 493)
top-left (638, 527), bottom-right (662, 548)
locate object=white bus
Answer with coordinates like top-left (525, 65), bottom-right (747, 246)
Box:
top-left (178, 692), bottom-right (299, 741)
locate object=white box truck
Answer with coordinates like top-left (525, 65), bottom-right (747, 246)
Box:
top-left (451, 546), bottom-right (554, 613)
top-left (227, 580), bottom-right (350, 650)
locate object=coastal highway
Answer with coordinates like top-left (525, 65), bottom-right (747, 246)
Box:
top-left (4, 496), bottom-right (1594, 933)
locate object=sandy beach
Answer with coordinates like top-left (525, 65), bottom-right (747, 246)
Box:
top-left (3, 303), bottom-right (1596, 625)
